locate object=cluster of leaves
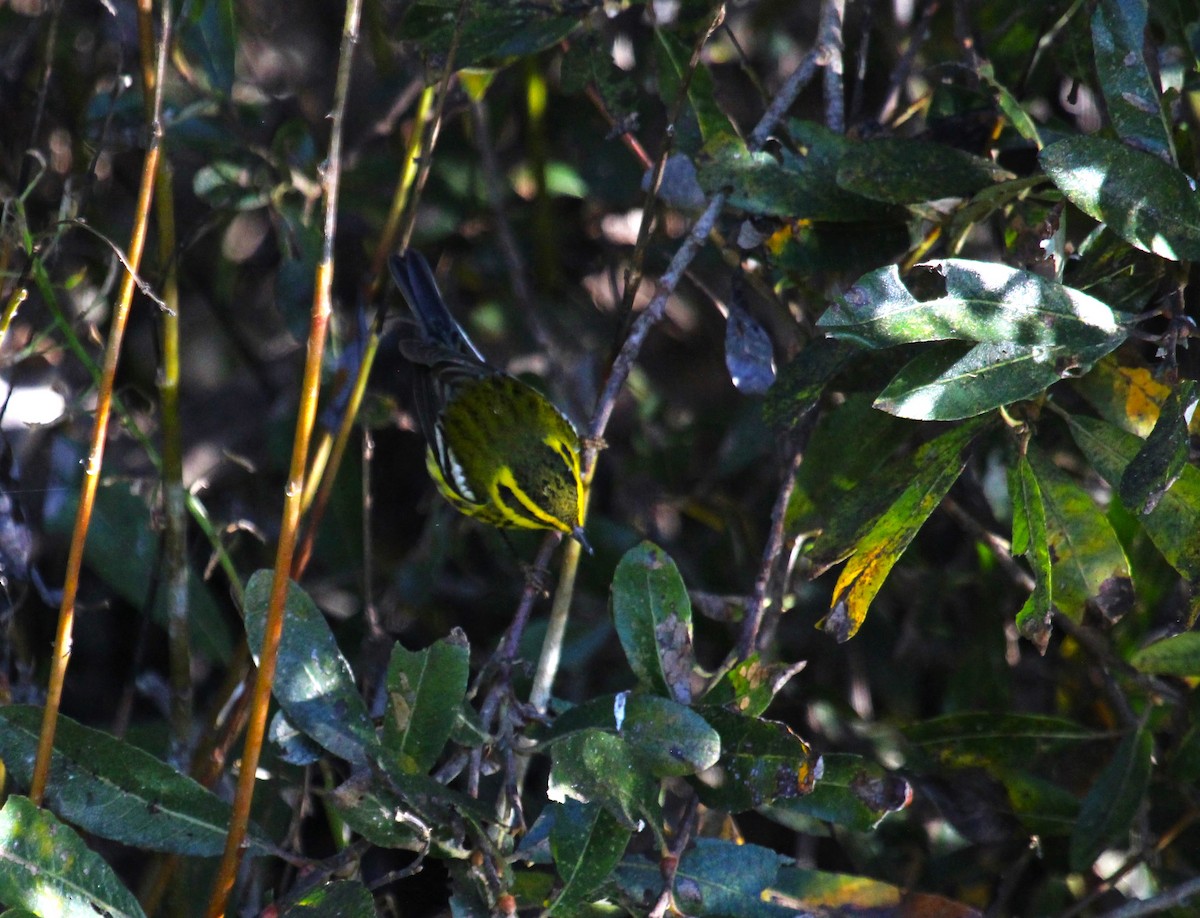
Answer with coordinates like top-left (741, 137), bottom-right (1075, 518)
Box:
top-left (0, 0), bottom-right (1198, 916)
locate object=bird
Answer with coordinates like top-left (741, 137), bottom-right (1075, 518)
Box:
top-left (389, 250), bottom-right (591, 552)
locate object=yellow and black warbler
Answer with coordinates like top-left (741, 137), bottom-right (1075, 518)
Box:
top-left (389, 250), bottom-right (591, 551)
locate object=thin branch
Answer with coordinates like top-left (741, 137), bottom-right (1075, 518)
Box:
top-left (737, 448), bottom-right (803, 660)
top-left (30, 0), bottom-right (169, 806)
top-left (1100, 877), bottom-right (1200, 918)
top-left (819, 0), bottom-right (846, 133)
top-left (205, 0), bottom-right (361, 910)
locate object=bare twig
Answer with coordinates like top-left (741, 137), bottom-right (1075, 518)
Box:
top-left (1100, 877), bottom-right (1200, 918)
top-left (31, 0), bottom-right (169, 806)
top-left (737, 448), bottom-right (804, 659)
top-left (819, 0), bottom-right (846, 133)
top-left (205, 0), bottom-right (361, 911)
top-left (647, 795), bottom-right (700, 918)
top-left (879, 1), bottom-right (940, 125)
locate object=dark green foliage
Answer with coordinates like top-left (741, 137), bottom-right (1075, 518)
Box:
top-left (3, 1), bottom-right (1200, 916)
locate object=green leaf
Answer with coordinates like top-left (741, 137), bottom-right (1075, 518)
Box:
top-left (1071, 355), bottom-right (1171, 437)
top-left (0, 796), bottom-right (147, 918)
top-left (0, 706), bottom-right (272, 857)
top-left (1092, 0), bottom-right (1174, 161)
top-left (547, 730), bottom-right (663, 840)
top-left (182, 0), bottom-right (237, 96)
top-left (617, 694), bottom-right (721, 777)
top-left (764, 753), bottom-right (911, 832)
top-left (769, 219), bottom-right (911, 277)
top-left (549, 801), bottom-right (631, 912)
top-left (875, 337), bottom-right (1121, 421)
top-left (1069, 726), bottom-right (1153, 871)
top-left (788, 395), bottom-right (912, 572)
top-left (835, 138), bottom-right (1012, 204)
top-left (1002, 770), bottom-right (1081, 837)
top-left (821, 421), bottom-right (980, 641)
top-left (762, 338), bottom-right (860, 433)
top-left (44, 477), bottom-right (233, 662)
top-left (770, 865), bottom-right (980, 915)
top-left (818, 260), bottom-right (1125, 351)
top-left (693, 707), bottom-right (819, 812)
top-left (1067, 225), bottom-right (1165, 314)
top-left (1119, 380), bottom-right (1197, 514)
top-left (398, 4), bottom-right (582, 71)
top-left (1027, 448), bottom-right (1133, 623)
top-left (904, 713), bottom-right (1101, 769)
top-left (279, 880), bottom-right (376, 917)
top-left (697, 132), bottom-right (884, 221)
top-left (702, 655), bottom-right (806, 717)
top-left (1130, 632), bottom-right (1200, 675)
top-left (610, 542), bottom-right (695, 703)
top-left (192, 160), bottom-right (274, 211)
top-left (383, 629), bottom-right (471, 775)
top-left (979, 62), bottom-right (1042, 147)
top-left (326, 772), bottom-right (430, 850)
top-left (655, 31), bottom-right (736, 147)
top-left (1010, 455), bottom-right (1053, 644)
top-left (616, 839), bottom-right (789, 918)
top-left (537, 693), bottom-right (720, 778)
top-left (1066, 413), bottom-right (1200, 581)
top-left (244, 570), bottom-right (380, 767)
top-left (1041, 135), bottom-right (1200, 261)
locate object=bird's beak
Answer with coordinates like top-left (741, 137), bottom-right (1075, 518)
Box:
top-left (572, 525), bottom-right (594, 555)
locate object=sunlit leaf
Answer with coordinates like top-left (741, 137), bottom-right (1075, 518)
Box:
top-left (1041, 135), bottom-right (1200, 260)
top-left (244, 570), bottom-right (380, 767)
top-left (875, 337), bottom-right (1120, 420)
top-left (537, 693), bottom-right (719, 779)
top-left (1072, 355), bottom-right (1170, 436)
top-left (1070, 726), bottom-right (1153, 871)
top-left (979, 62), bottom-right (1042, 147)
top-left (818, 260), bottom-right (1125, 351)
top-left (326, 772), bottom-right (430, 850)
top-left (822, 421), bottom-right (981, 641)
top-left (697, 129), bottom-right (885, 221)
top-left (0, 796), bottom-right (147, 918)
top-left (1119, 380), bottom-right (1197, 514)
